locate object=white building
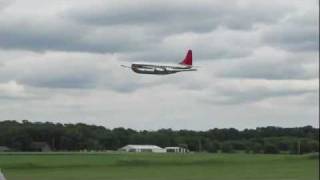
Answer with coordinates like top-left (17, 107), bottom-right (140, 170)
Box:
top-left (165, 147), bottom-right (188, 153)
top-left (119, 145), bottom-right (166, 153)
top-left (0, 169), bottom-right (7, 180)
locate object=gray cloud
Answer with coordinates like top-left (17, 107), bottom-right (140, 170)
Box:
top-left (0, 0), bottom-right (318, 129)
top-left (211, 87), bottom-right (316, 105)
top-left (262, 7), bottom-right (318, 51)
top-left (0, 1), bottom-right (11, 11)
top-left (199, 79), bottom-right (318, 105)
top-left (0, 0), bottom-right (298, 57)
top-left (0, 51), bottom-right (170, 93)
top-left (0, 21), bottom-right (150, 53)
top-left (218, 48), bottom-right (319, 80)
top-left (0, 0), bottom-right (316, 64)
top-left (67, 0), bottom-right (291, 33)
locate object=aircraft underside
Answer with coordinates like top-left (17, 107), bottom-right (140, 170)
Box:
top-left (131, 64), bottom-right (196, 75)
top-left (132, 66), bottom-right (179, 75)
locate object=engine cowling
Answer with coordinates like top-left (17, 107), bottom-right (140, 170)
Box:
top-left (165, 67), bottom-right (176, 72)
top-left (140, 68), bottom-right (155, 72)
top-left (155, 67), bottom-right (165, 71)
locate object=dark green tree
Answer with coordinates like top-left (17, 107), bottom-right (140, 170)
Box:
top-left (221, 142), bottom-right (234, 153)
top-left (263, 144), bottom-right (280, 154)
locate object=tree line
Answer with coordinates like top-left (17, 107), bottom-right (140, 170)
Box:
top-left (0, 120), bottom-right (318, 154)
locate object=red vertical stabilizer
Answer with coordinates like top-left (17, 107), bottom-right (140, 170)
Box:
top-left (179, 50), bottom-right (192, 66)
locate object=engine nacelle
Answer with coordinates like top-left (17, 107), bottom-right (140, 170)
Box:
top-left (155, 67), bottom-right (165, 71)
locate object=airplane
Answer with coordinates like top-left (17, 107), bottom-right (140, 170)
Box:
top-left (121, 50), bottom-right (197, 75)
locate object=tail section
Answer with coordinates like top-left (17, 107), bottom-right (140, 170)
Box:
top-left (179, 50), bottom-right (192, 66)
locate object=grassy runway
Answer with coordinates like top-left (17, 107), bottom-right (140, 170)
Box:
top-left (0, 152), bottom-right (318, 180)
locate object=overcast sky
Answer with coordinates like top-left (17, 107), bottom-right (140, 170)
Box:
top-left (0, 0), bottom-right (318, 130)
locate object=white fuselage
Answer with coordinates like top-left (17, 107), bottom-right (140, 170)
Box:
top-left (131, 62), bottom-right (197, 75)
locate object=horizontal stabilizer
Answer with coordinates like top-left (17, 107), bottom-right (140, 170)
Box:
top-left (121, 65), bottom-right (131, 68)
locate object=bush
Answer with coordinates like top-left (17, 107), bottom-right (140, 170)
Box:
top-left (206, 141), bottom-right (220, 153)
top-left (307, 152), bottom-right (319, 159)
top-left (221, 142), bottom-right (234, 153)
top-left (251, 143), bottom-right (263, 154)
top-left (264, 144), bottom-right (280, 154)
top-left (290, 140), bottom-right (318, 154)
top-left (245, 147), bottom-right (251, 154)
top-left (230, 141), bottom-right (247, 150)
top-left (310, 141), bottom-right (319, 152)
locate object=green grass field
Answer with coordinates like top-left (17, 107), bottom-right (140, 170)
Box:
top-left (0, 152), bottom-right (318, 180)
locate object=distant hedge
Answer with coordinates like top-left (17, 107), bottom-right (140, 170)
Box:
top-left (0, 120), bottom-right (318, 154)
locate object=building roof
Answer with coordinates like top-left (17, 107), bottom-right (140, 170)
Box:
top-left (0, 169), bottom-right (7, 180)
top-left (0, 146), bottom-right (10, 151)
top-left (165, 147), bottom-right (184, 149)
top-left (121, 145), bottom-right (163, 149)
